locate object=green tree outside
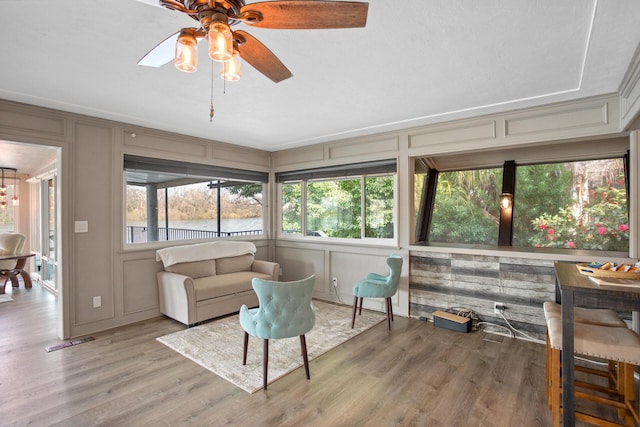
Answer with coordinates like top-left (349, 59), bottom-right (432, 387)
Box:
top-left (281, 182), bottom-right (302, 233)
top-left (512, 163), bottom-right (574, 246)
top-left (525, 174), bottom-right (628, 250)
top-left (429, 169), bottom-right (502, 244)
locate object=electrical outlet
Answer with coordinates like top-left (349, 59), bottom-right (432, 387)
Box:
top-left (93, 296), bottom-right (101, 308)
top-left (493, 302), bottom-right (505, 314)
top-left (332, 277), bottom-right (338, 287)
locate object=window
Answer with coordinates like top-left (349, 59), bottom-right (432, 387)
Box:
top-left (0, 181), bottom-right (18, 232)
top-left (124, 155), bottom-right (267, 244)
top-left (512, 159), bottom-right (628, 251)
top-left (277, 160), bottom-right (397, 240)
top-left (281, 182), bottom-right (302, 234)
top-left (430, 168), bottom-right (502, 245)
top-left (365, 175), bottom-right (395, 238)
top-left (414, 171), bottom-right (427, 233)
top-left (414, 142), bottom-right (630, 253)
top-left (307, 178), bottom-right (361, 238)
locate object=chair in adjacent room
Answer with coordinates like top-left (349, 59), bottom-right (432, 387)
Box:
top-left (352, 254), bottom-right (403, 330)
top-left (0, 232), bottom-right (26, 293)
top-left (239, 275), bottom-right (316, 390)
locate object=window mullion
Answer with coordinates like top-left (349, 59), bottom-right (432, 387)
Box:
top-left (361, 177), bottom-right (366, 239)
top-left (417, 168), bottom-right (438, 242)
top-left (301, 181), bottom-right (307, 236)
top-left (498, 160), bottom-right (516, 246)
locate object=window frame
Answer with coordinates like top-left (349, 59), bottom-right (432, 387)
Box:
top-left (0, 180), bottom-right (19, 232)
top-left (123, 155), bottom-right (268, 246)
top-left (276, 160), bottom-right (398, 243)
top-left (414, 145), bottom-right (631, 255)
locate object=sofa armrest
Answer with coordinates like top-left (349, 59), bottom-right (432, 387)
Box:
top-left (252, 260), bottom-right (280, 281)
top-left (157, 271), bottom-right (197, 325)
top-left (157, 271), bottom-right (195, 290)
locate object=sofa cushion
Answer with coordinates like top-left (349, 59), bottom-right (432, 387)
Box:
top-left (193, 271), bottom-right (272, 301)
top-left (165, 259), bottom-right (216, 279)
top-left (216, 254), bottom-right (254, 274)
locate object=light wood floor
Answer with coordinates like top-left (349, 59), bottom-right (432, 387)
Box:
top-left (0, 282), bottom-right (623, 426)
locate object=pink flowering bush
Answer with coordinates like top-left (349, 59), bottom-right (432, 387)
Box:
top-left (528, 178), bottom-right (628, 250)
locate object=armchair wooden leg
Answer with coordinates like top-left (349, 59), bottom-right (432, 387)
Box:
top-left (351, 296), bottom-right (358, 328)
top-left (263, 339), bottom-right (269, 390)
top-left (358, 297), bottom-right (363, 315)
top-left (0, 275), bottom-right (8, 294)
top-left (385, 298), bottom-right (391, 330)
top-left (300, 335), bottom-right (310, 380)
top-left (242, 332), bottom-right (249, 365)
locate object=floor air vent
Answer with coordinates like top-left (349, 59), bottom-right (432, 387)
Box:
top-left (45, 337), bottom-right (95, 352)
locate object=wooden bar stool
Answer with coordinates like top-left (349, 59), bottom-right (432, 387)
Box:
top-left (543, 302), bottom-right (628, 409)
top-left (547, 317), bottom-right (640, 426)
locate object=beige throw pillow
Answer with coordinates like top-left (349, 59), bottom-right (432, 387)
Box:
top-left (216, 254), bottom-right (254, 274)
top-left (165, 259), bottom-right (216, 279)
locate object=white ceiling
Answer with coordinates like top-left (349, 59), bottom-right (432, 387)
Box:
top-left (0, 141), bottom-right (58, 175)
top-left (1, 0), bottom-right (640, 171)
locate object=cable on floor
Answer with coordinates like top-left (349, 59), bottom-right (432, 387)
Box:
top-left (475, 321), bottom-right (514, 338)
top-left (497, 311), bottom-right (545, 344)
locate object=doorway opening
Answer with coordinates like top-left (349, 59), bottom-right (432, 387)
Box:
top-left (0, 139), bottom-right (62, 337)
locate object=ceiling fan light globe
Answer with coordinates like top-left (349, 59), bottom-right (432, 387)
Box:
top-left (174, 29), bottom-right (198, 73)
top-left (221, 51), bottom-right (241, 81)
top-left (174, 44), bottom-right (198, 73)
top-left (208, 22), bottom-right (233, 62)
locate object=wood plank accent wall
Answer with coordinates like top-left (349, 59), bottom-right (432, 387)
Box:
top-left (409, 250), bottom-right (557, 338)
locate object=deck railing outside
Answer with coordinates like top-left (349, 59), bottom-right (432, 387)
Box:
top-left (126, 226), bottom-right (262, 244)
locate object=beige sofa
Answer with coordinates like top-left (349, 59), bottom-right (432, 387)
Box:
top-left (156, 242), bottom-right (279, 326)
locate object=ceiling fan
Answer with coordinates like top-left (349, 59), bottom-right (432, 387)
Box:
top-left (137, 0), bottom-right (369, 83)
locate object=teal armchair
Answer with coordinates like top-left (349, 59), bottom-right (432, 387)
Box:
top-left (352, 254), bottom-right (402, 330)
top-left (239, 275), bottom-right (316, 390)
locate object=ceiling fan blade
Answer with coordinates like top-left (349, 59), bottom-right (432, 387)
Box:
top-left (239, 1), bottom-right (368, 29)
top-left (234, 30), bottom-right (292, 83)
top-left (138, 31), bottom-right (180, 67)
top-left (135, 0), bottom-right (162, 8)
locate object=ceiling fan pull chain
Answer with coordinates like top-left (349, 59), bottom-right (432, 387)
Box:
top-left (209, 60), bottom-right (215, 122)
top-left (222, 62), bottom-right (227, 95)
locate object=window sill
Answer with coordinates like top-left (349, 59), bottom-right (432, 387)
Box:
top-left (409, 242), bottom-right (633, 263)
top-left (121, 235), bottom-right (269, 253)
top-left (276, 235), bottom-right (399, 249)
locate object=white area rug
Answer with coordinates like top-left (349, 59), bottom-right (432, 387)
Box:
top-left (0, 294), bottom-right (13, 303)
top-left (157, 300), bottom-right (386, 393)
